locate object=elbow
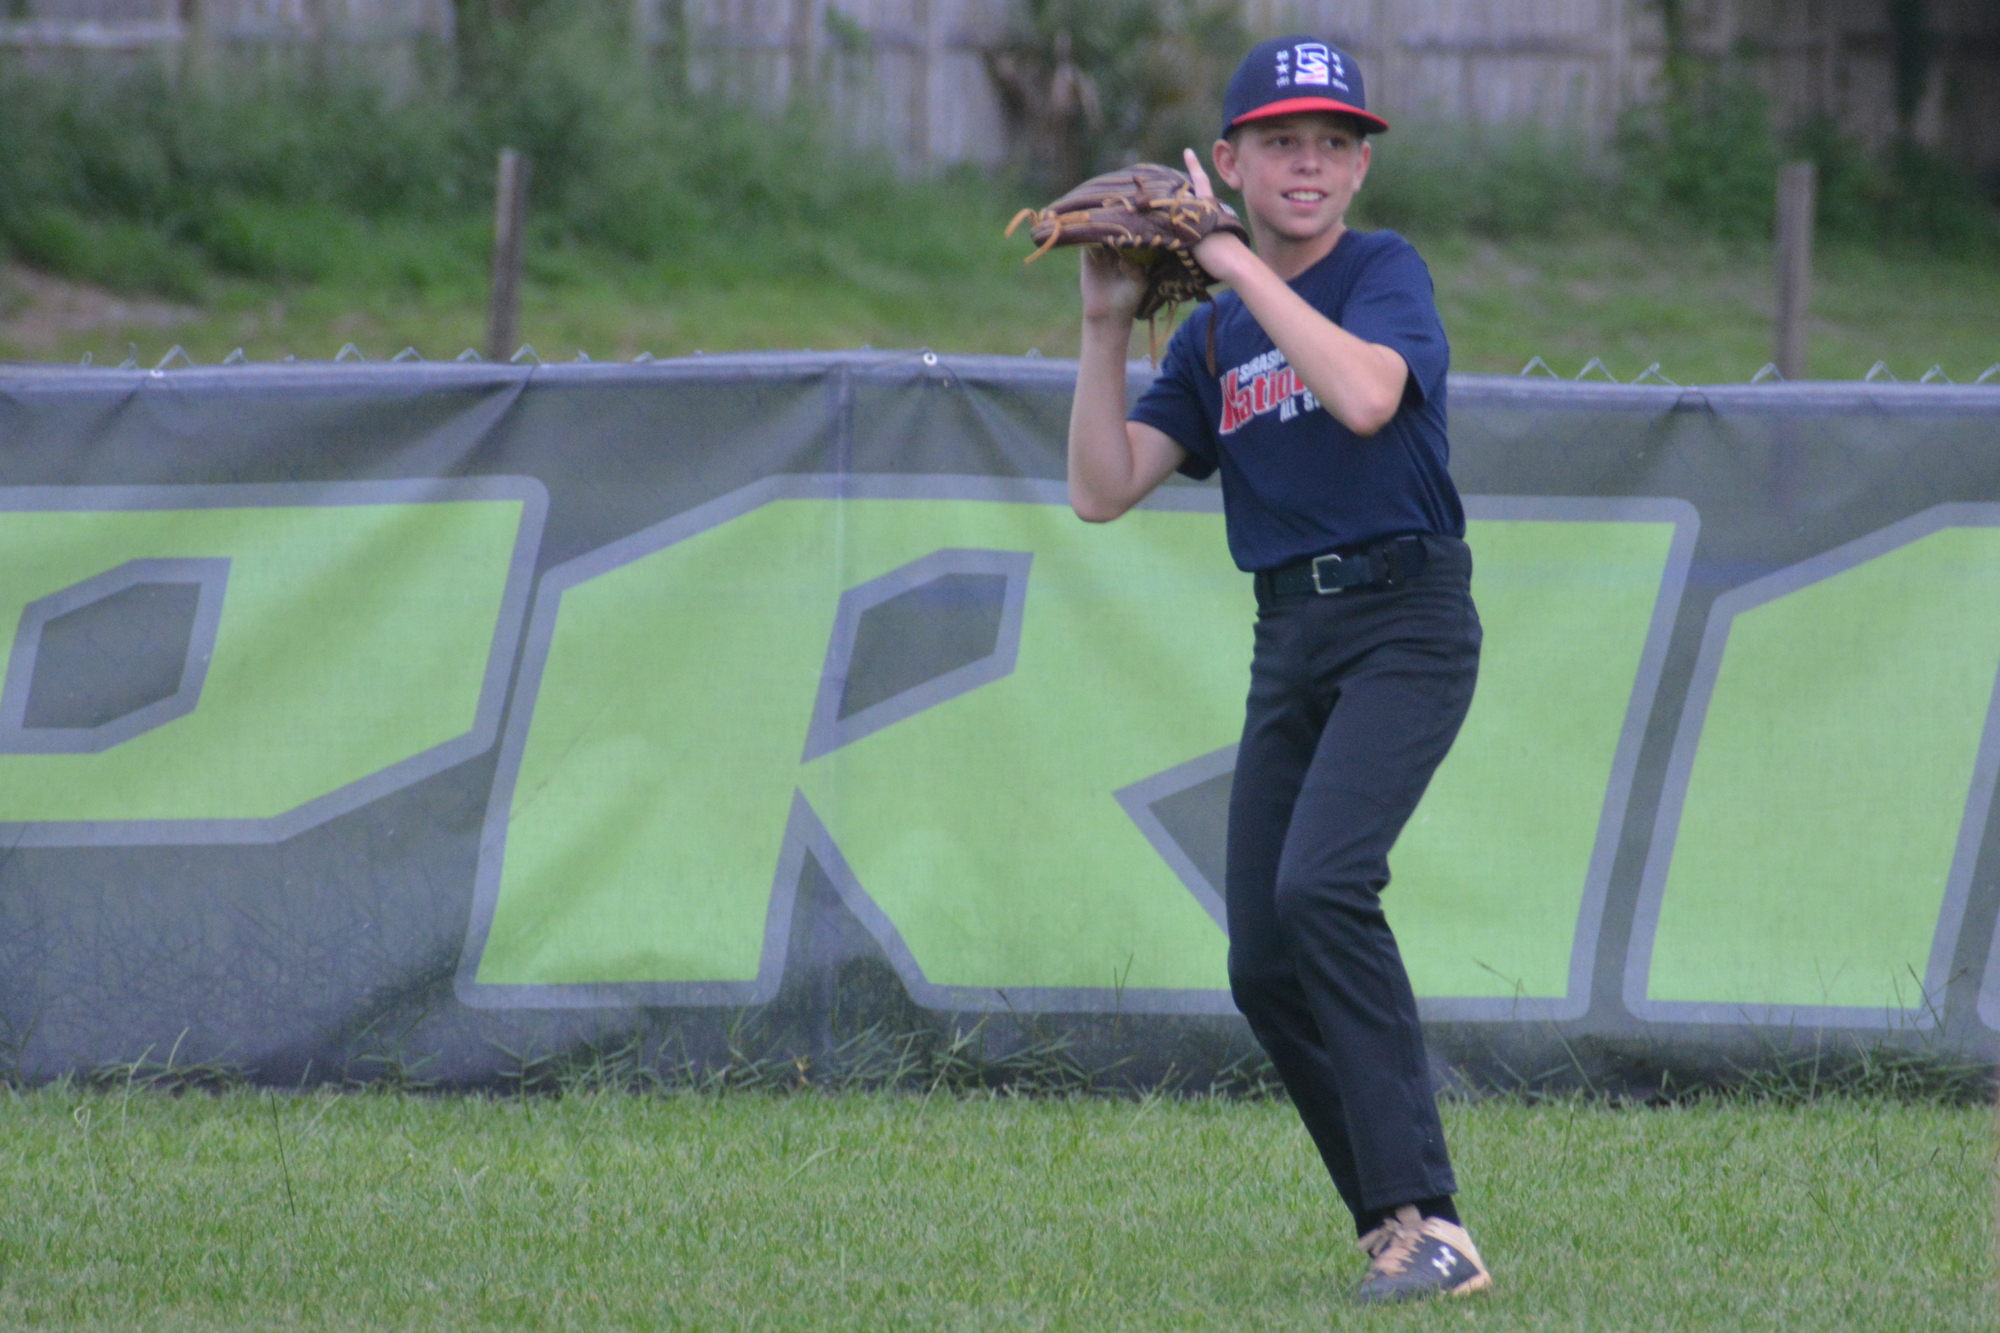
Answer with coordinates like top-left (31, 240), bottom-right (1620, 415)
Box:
top-left (1341, 353), bottom-right (1411, 437)
top-left (1345, 398), bottom-right (1399, 438)
top-left (1069, 478), bottom-right (1132, 522)
top-left (1070, 493), bottom-right (1128, 524)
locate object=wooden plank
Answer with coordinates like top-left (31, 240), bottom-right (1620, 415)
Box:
top-left (0, 18), bottom-right (181, 45)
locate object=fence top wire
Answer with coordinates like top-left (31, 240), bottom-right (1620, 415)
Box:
top-left (6, 348), bottom-right (2000, 418)
top-left (16, 345), bottom-right (1994, 389)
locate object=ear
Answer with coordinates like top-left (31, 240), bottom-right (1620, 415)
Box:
top-left (1211, 138), bottom-right (1244, 192)
top-left (1353, 140), bottom-right (1371, 189)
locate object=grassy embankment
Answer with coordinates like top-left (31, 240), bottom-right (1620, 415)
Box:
top-left (5, 223), bottom-right (1997, 388)
top-left (0, 1086), bottom-right (1990, 1331)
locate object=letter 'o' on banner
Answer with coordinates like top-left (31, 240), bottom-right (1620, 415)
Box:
top-left (1628, 505), bottom-right (2000, 1027)
top-left (456, 477), bottom-right (1698, 1018)
top-left (0, 482), bottom-right (545, 845)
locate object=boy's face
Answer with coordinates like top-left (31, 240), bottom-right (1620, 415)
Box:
top-left (1211, 113), bottom-right (1370, 245)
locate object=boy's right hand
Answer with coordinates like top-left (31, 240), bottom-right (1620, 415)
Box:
top-left (1079, 245), bottom-right (1150, 324)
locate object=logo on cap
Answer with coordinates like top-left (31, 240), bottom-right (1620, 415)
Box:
top-left (1292, 42), bottom-right (1348, 92)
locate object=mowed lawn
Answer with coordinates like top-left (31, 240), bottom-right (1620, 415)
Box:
top-left (0, 1087), bottom-right (1990, 1331)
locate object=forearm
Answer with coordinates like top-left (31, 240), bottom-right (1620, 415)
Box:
top-left (1066, 317), bottom-right (1150, 521)
top-left (1200, 236), bottom-right (1407, 436)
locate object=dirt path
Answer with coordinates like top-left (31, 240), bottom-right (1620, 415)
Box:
top-left (0, 265), bottom-right (202, 357)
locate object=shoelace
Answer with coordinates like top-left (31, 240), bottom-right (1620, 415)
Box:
top-left (1358, 1207), bottom-right (1427, 1277)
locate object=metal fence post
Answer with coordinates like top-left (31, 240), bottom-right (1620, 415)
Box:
top-left (1773, 161), bottom-right (1817, 381)
top-left (487, 149), bottom-right (531, 363)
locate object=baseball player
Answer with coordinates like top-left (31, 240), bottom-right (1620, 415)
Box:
top-left (1064, 35), bottom-right (1491, 1305)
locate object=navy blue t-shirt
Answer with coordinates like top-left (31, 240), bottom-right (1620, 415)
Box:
top-left (1129, 228), bottom-right (1464, 573)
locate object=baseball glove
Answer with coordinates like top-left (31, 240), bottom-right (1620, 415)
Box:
top-left (1006, 163), bottom-right (1247, 371)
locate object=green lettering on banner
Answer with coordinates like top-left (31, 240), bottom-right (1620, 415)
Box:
top-left (1644, 525), bottom-right (2000, 1014)
top-left (0, 503), bottom-right (524, 822)
top-left (474, 498), bottom-right (1242, 993)
top-left (1389, 518), bottom-right (1680, 1003)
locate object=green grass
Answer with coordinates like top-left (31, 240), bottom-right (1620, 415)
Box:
top-left (6, 227), bottom-right (1995, 385)
top-left (1421, 234), bottom-right (2000, 385)
top-left (0, 1087), bottom-right (1990, 1330)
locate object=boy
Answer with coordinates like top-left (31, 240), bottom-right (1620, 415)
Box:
top-left (1064, 36), bottom-right (1491, 1305)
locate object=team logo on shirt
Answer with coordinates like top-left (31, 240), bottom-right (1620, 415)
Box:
top-left (1219, 349), bottom-right (1320, 435)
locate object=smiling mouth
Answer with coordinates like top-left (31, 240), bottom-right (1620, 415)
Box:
top-left (1282, 190), bottom-right (1327, 203)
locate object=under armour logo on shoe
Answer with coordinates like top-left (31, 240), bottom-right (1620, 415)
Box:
top-left (1355, 1214), bottom-right (1491, 1305)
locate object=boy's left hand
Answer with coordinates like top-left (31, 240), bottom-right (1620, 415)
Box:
top-left (1184, 148), bottom-right (1252, 282)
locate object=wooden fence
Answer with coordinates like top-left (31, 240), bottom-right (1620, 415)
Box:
top-left (0, 0), bottom-right (453, 100)
top-left (6, 0), bottom-right (1997, 177)
top-left (1252, 0), bottom-right (1999, 175)
top-left (0, 0), bottom-right (451, 45)
top-left (656, 0), bottom-right (1016, 173)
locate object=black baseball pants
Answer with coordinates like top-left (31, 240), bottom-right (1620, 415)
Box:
top-left (1225, 534), bottom-right (1481, 1231)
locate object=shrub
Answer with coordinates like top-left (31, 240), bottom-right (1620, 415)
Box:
top-left (1879, 143), bottom-right (1996, 250)
top-left (1615, 71), bottom-right (1780, 239)
top-left (4, 207), bottom-right (206, 301)
top-left (1610, 16), bottom-right (1995, 253)
top-left (985, 0), bottom-right (1251, 189)
top-left (0, 7), bottom-right (947, 296)
top-left (1354, 123), bottom-right (1617, 240)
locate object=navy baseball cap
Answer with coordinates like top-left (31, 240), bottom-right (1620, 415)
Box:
top-left (1221, 35), bottom-right (1389, 139)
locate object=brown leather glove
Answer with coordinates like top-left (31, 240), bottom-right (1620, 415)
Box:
top-left (1007, 163), bottom-right (1248, 370)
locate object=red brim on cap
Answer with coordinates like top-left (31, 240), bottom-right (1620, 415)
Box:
top-left (1230, 97), bottom-right (1390, 134)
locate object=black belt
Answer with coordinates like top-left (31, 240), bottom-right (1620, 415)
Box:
top-left (1256, 535), bottom-right (1430, 599)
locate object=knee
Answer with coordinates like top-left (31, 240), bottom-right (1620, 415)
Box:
top-left (1271, 873), bottom-right (1326, 935)
top-left (1226, 957), bottom-right (1294, 1024)
top-left (1272, 872), bottom-right (1385, 935)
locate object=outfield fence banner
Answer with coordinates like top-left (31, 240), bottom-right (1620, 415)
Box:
top-left (2, 354), bottom-right (1998, 1091)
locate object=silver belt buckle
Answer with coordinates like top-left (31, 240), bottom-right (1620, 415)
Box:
top-left (1310, 552), bottom-right (1344, 595)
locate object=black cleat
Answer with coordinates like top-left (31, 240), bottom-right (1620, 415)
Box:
top-left (1354, 1205), bottom-right (1493, 1305)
